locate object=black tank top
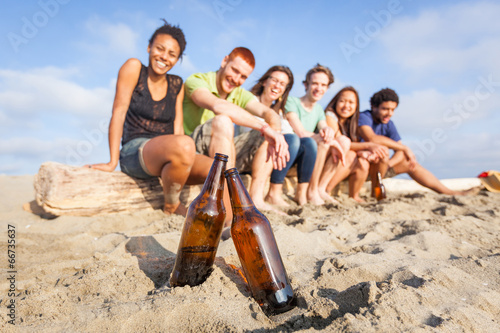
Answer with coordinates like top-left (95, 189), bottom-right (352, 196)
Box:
top-left (122, 64), bottom-right (183, 145)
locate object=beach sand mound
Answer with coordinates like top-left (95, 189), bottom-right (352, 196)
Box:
top-left (1, 175), bottom-right (499, 332)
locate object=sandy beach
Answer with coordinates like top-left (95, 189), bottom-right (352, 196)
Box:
top-left (1, 174), bottom-right (499, 332)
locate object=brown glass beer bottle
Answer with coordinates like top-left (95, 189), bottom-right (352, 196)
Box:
top-left (374, 172), bottom-right (387, 201)
top-left (170, 153), bottom-right (227, 287)
top-left (224, 168), bottom-right (296, 316)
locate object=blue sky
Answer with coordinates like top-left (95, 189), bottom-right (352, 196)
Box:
top-left (1, 0), bottom-right (499, 178)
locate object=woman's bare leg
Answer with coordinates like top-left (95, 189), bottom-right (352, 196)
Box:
top-left (307, 139), bottom-right (329, 205)
top-left (322, 150), bottom-right (359, 200)
top-left (316, 154), bottom-right (340, 204)
top-left (142, 135), bottom-right (195, 215)
top-left (349, 157), bottom-right (369, 202)
top-left (295, 183), bottom-right (309, 206)
top-left (266, 183), bottom-right (290, 207)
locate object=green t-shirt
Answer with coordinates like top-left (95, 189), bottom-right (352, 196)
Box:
top-left (183, 71), bottom-right (256, 135)
top-left (284, 96), bottom-right (325, 133)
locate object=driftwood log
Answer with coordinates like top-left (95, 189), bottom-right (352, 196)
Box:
top-left (33, 162), bottom-right (268, 217)
top-left (33, 162), bottom-right (481, 217)
top-left (32, 162), bottom-right (358, 217)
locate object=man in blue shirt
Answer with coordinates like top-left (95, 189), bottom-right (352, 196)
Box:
top-left (358, 88), bottom-right (473, 196)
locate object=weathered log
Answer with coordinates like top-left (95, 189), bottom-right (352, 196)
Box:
top-left (33, 161), bottom-right (480, 217)
top-left (32, 162), bottom-right (361, 217)
top-left (32, 162), bottom-right (254, 217)
top-left (34, 162), bottom-right (162, 216)
top-left (34, 162), bottom-right (195, 216)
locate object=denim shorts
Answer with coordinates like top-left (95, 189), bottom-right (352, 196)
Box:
top-left (119, 137), bottom-right (155, 179)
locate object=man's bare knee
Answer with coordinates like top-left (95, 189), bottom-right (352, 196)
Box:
top-left (396, 159), bottom-right (420, 175)
top-left (211, 115), bottom-right (234, 138)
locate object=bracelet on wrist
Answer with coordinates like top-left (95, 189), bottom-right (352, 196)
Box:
top-left (259, 123), bottom-right (270, 136)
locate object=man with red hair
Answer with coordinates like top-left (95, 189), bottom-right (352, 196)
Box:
top-left (183, 47), bottom-right (289, 215)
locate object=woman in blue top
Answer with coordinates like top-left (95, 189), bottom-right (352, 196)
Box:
top-left (88, 20), bottom-right (196, 216)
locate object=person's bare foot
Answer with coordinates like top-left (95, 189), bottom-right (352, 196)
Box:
top-left (294, 184), bottom-right (309, 206)
top-left (254, 199), bottom-right (287, 216)
top-left (319, 190), bottom-right (340, 204)
top-left (265, 193), bottom-right (290, 207)
top-left (351, 195), bottom-right (365, 203)
top-left (163, 202), bottom-right (187, 217)
top-left (294, 194), bottom-right (308, 206)
top-left (307, 191), bottom-right (325, 205)
top-left (457, 186), bottom-right (483, 196)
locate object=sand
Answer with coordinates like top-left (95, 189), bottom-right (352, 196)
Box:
top-left (1, 174), bottom-right (499, 332)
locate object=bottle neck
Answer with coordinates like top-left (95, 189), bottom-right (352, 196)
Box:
top-left (377, 172), bottom-right (383, 184)
top-left (201, 154), bottom-right (227, 198)
top-left (225, 168), bottom-right (254, 209)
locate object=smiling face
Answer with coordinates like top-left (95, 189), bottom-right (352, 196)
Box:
top-left (147, 33), bottom-right (180, 75)
top-left (372, 101), bottom-right (398, 124)
top-left (217, 55), bottom-right (254, 96)
top-left (305, 72), bottom-right (329, 102)
top-left (336, 90), bottom-right (357, 121)
top-left (262, 71), bottom-right (290, 102)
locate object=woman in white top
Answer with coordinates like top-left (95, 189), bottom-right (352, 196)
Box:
top-left (250, 66), bottom-right (317, 207)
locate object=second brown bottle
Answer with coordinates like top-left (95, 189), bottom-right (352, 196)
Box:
top-left (170, 153), bottom-right (228, 287)
top-left (225, 168), bottom-right (296, 316)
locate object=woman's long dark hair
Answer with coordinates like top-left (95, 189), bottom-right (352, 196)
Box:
top-left (250, 65), bottom-right (294, 113)
top-left (325, 86), bottom-right (360, 142)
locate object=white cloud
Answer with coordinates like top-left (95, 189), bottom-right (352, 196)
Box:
top-left (406, 131), bottom-right (500, 178)
top-left (79, 16), bottom-right (140, 56)
top-left (380, 1), bottom-right (500, 78)
top-left (0, 137), bottom-right (61, 156)
top-left (0, 137), bottom-right (76, 175)
top-left (371, 1), bottom-right (500, 178)
top-left (0, 135), bottom-right (109, 174)
top-left (0, 67), bottom-right (113, 118)
top-left (394, 77), bottom-right (500, 139)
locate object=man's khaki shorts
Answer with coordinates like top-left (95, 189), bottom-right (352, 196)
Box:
top-left (190, 118), bottom-right (265, 173)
